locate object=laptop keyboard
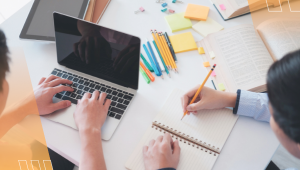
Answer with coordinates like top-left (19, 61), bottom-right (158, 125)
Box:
top-left (50, 68), bottom-right (134, 120)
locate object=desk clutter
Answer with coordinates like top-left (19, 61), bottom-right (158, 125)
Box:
top-left (139, 2), bottom-right (226, 88)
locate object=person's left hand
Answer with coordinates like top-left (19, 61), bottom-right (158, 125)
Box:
top-left (34, 75), bottom-right (74, 115)
top-left (143, 133), bottom-right (181, 170)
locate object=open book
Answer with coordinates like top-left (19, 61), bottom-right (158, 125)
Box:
top-left (198, 18), bottom-right (300, 93)
top-left (125, 89), bottom-right (238, 170)
top-left (211, 0), bottom-right (295, 20)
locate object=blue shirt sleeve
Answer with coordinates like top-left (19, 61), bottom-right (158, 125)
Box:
top-left (158, 168), bottom-right (176, 170)
top-left (235, 90), bottom-right (271, 122)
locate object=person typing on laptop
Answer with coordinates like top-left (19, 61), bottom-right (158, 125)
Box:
top-left (0, 29), bottom-right (111, 169)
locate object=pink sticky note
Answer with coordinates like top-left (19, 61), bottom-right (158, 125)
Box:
top-left (219, 4), bottom-right (226, 10)
top-left (211, 70), bottom-right (216, 77)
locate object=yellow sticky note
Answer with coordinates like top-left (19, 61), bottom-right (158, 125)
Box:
top-left (198, 47), bottom-right (205, 54)
top-left (169, 32), bottom-right (198, 53)
top-left (165, 12), bottom-right (193, 32)
top-left (209, 51), bottom-right (216, 59)
top-left (192, 17), bottom-right (224, 37)
top-left (218, 83), bottom-right (226, 91)
top-left (184, 4), bottom-right (210, 21)
top-left (203, 61), bottom-right (210, 67)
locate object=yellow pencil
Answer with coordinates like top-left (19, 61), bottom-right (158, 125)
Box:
top-left (160, 33), bottom-right (177, 72)
top-left (156, 31), bottom-right (172, 70)
top-left (152, 30), bottom-right (170, 70)
top-left (181, 64), bottom-right (217, 120)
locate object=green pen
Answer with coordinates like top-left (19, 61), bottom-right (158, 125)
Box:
top-left (152, 40), bottom-right (170, 78)
top-left (140, 53), bottom-right (154, 72)
top-left (140, 67), bottom-right (150, 84)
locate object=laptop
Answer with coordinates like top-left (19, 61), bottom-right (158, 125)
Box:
top-left (42, 12), bottom-right (141, 140)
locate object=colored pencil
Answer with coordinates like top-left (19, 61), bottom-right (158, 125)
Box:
top-left (146, 39), bottom-right (164, 79)
top-left (154, 30), bottom-right (171, 70)
top-left (153, 40), bottom-right (170, 78)
top-left (164, 32), bottom-right (177, 62)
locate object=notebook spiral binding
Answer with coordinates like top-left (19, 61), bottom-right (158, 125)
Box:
top-left (152, 121), bottom-right (220, 155)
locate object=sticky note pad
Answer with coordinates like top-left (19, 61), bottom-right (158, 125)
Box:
top-left (209, 51), bottom-right (216, 59)
top-left (165, 12), bottom-right (193, 32)
top-left (220, 4), bottom-right (226, 10)
top-left (192, 17), bottom-right (224, 37)
top-left (211, 70), bottom-right (216, 77)
top-left (203, 61), bottom-right (210, 67)
top-left (184, 4), bottom-right (210, 21)
top-left (218, 83), bottom-right (226, 91)
top-left (198, 47), bottom-right (205, 54)
top-left (169, 32), bottom-right (197, 53)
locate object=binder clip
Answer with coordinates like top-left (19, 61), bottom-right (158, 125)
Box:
top-left (161, 8), bottom-right (175, 13)
top-left (135, 7), bottom-right (145, 14)
top-left (156, 0), bottom-right (166, 3)
top-left (172, 0), bottom-right (183, 3)
top-left (161, 8), bottom-right (168, 12)
top-left (161, 3), bottom-right (168, 7)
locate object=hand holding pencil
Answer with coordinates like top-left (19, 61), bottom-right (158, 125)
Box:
top-left (181, 64), bottom-right (216, 120)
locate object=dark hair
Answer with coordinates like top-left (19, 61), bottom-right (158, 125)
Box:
top-left (267, 49), bottom-right (300, 143)
top-left (0, 29), bottom-right (9, 91)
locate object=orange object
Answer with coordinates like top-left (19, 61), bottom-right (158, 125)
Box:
top-left (140, 62), bottom-right (155, 82)
top-left (181, 64), bottom-right (217, 120)
top-left (184, 4), bottom-right (210, 21)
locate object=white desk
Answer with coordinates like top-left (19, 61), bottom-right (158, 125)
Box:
top-left (0, 0), bottom-right (279, 169)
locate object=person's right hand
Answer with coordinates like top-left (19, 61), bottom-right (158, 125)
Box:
top-left (143, 133), bottom-right (180, 170)
top-left (74, 91), bottom-right (111, 132)
top-left (181, 86), bottom-right (237, 115)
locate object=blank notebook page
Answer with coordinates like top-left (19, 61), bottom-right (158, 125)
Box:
top-left (125, 127), bottom-right (218, 170)
top-left (153, 89), bottom-right (238, 151)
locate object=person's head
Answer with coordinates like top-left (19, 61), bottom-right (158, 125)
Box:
top-left (267, 49), bottom-right (300, 159)
top-left (0, 29), bottom-right (10, 115)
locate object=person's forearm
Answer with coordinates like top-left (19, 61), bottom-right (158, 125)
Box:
top-left (220, 91), bottom-right (237, 108)
top-left (79, 129), bottom-right (106, 170)
top-left (0, 94), bottom-right (38, 139)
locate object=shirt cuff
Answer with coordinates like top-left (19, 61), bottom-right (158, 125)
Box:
top-left (233, 89), bottom-right (241, 114)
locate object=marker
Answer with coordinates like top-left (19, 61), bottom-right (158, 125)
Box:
top-left (143, 44), bottom-right (161, 76)
top-left (146, 39), bottom-right (164, 79)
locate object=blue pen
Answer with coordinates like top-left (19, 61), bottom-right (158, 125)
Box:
top-left (146, 39), bottom-right (164, 79)
top-left (143, 44), bottom-right (161, 76)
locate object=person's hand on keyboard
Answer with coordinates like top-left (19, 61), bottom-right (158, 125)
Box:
top-left (74, 91), bottom-right (111, 132)
top-left (34, 75), bottom-right (74, 115)
top-left (143, 133), bottom-right (181, 170)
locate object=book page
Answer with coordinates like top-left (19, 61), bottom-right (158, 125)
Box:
top-left (199, 25), bottom-right (273, 92)
top-left (153, 89), bottom-right (238, 152)
top-left (257, 18), bottom-right (300, 60)
top-left (125, 127), bottom-right (218, 170)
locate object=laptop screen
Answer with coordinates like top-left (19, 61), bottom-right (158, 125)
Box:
top-left (53, 12), bottom-right (140, 90)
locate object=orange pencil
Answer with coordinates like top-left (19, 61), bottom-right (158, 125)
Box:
top-left (181, 64), bottom-right (217, 120)
top-left (140, 62), bottom-right (155, 82)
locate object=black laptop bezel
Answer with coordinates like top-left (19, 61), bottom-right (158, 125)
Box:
top-left (53, 12), bottom-right (141, 90)
top-left (19, 0), bottom-right (90, 41)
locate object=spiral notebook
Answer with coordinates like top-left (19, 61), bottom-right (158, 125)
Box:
top-left (125, 89), bottom-right (238, 170)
